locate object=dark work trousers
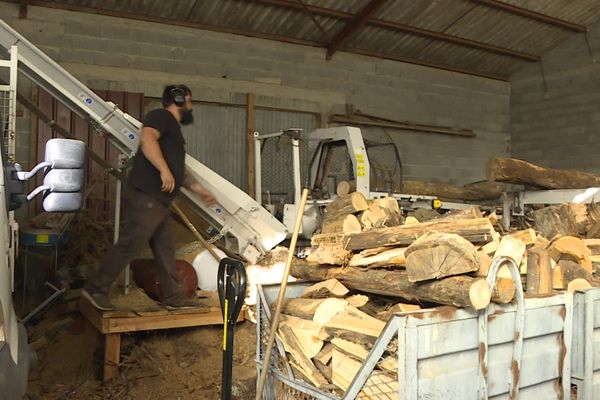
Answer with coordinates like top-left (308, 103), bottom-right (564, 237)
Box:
top-left (87, 186), bottom-right (184, 302)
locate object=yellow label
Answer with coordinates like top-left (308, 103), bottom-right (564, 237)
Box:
top-left (36, 234), bottom-right (49, 244)
top-left (432, 199), bottom-right (442, 209)
top-left (355, 153), bottom-right (364, 160)
top-left (222, 299), bottom-right (229, 351)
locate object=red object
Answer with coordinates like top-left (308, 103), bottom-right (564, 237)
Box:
top-left (130, 259), bottom-right (198, 301)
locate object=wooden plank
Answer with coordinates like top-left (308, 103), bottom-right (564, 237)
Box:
top-left (104, 333), bottom-right (121, 382)
top-left (345, 217), bottom-right (495, 250)
top-left (105, 308), bottom-right (236, 333)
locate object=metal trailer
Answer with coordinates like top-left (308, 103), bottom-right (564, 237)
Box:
top-left (257, 281), bottom-right (573, 400)
top-left (572, 287), bottom-right (600, 399)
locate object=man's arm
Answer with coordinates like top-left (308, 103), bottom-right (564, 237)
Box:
top-left (140, 127), bottom-right (175, 193)
top-left (183, 168), bottom-right (216, 204)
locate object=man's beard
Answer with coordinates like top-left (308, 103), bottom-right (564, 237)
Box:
top-left (180, 108), bottom-right (194, 125)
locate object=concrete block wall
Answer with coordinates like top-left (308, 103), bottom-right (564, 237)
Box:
top-left (0, 2), bottom-right (510, 185)
top-left (511, 18), bottom-right (600, 172)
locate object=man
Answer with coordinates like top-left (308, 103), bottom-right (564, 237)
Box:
top-left (83, 84), bottom-right (214, 311)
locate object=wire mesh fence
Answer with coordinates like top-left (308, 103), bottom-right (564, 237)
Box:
top-left (0, 89), bottom-right (14, 162)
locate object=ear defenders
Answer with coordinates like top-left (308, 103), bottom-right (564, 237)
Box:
top-left (171, 87), bottom-right (186, 107)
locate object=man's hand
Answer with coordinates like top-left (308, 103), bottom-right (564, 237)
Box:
top-left (191, 183), bottom-right (216, 205)
top-left (160, 168), bottom-right (175, 193)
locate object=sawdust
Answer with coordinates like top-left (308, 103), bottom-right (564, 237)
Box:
top-left (23, 301), bottom-right (257, 400)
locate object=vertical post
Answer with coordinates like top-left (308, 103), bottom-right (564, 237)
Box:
top-left (104, 333), bottom-right (121, 382)
top-left (292, 138), bottom-right (301, 208)
top-left (246, 93), bottom-right (255, 198)
top-left (254, 132), bottom-right (262, 205)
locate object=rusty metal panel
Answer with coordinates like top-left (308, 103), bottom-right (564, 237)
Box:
top-left (572, 288), bottom-right (600, 399)
top-left (258, 281), bottom-right (573, 400)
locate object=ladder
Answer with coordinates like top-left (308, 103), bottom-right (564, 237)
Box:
top-left (0, 18), bottom-right (287, 263)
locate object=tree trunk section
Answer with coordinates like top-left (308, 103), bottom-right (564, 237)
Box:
top-left (533, 204), bottom-right (579, 240)
top-left (486, 157), bottom-right (600, 189)
top-left (291, 261), bottom-right (492, 310)
top-left (336, 180), bottom-right (356, 197)
top-left (321, 214), bottom-right (362, 235)
top-left (405, 232), bottom-right (479, 282)
top-left (345, 218), bottom-right (495, 250)
top-left (402, 180), bottom-right (504, 201)
top-left (326, 192), bottom-right (368, 216)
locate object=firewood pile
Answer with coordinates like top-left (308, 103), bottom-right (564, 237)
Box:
top-left (264, 157), bottom-right (600, 394)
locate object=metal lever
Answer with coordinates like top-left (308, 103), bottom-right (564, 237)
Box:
top-left (217, 257), bottom-right (247, 400)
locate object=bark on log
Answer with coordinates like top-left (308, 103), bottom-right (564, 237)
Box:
top-left (533, 205), bottom-right (579, 240)
top-left (556, 260), bottom-right (593, 285)
top-left (291, 261), bottom-right (492, 309)
top-left (405, 232), bottom-right (480, 282)
top-left (440, 206), bottom-right (484, 221)
top-left (526, 247), bottom-right (553, 295)
top-left (486, 157), bottom-right (600, 189)
top-left (345, 218), bottom-right (495, 250)
top-left (402, 180), bottom-right (504, 201)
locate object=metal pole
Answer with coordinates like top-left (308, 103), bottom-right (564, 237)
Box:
top-left (254, 132), bottom-right (262, 204)
top-left (113, 179), bottom-right (128, 294)
top-left (255, 188), bottom-right (309, 400)
top-left (21, 282), bottom-right (65, 324)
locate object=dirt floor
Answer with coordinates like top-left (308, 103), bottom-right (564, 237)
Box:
top-left (21, 291), bottom-right (257, 400)
top-left (15, 206), bottom-right (259, 399)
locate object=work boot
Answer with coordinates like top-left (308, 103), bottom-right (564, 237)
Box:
top-left (82, 287), bottom-right (116, 311)
top-left (163, 296), bottom-right (201, 311)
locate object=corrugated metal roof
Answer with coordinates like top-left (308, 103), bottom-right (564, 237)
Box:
top-left (12, 0), bottom-right (600, 80)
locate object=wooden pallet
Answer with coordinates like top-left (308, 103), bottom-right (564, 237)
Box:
top-left (79, 288), bottom-right (244, 381)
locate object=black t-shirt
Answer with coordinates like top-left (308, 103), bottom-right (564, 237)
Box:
top-left (128, 109), bottom-right (186, 204)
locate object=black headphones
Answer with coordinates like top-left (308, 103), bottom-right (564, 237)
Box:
top-left (171, 87), bottom-right (186, 107)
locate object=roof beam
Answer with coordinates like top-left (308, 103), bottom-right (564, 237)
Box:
top-left (326, 0), bottom-right (386, 58)
top-left (472, 0), bottom-right (586, 32)
top-left (8, 0), bottom-right (324, 47)
top-left (8, 0), bottom-right (507, 81)
top-left (251, 0), bottom-right (539, 61)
